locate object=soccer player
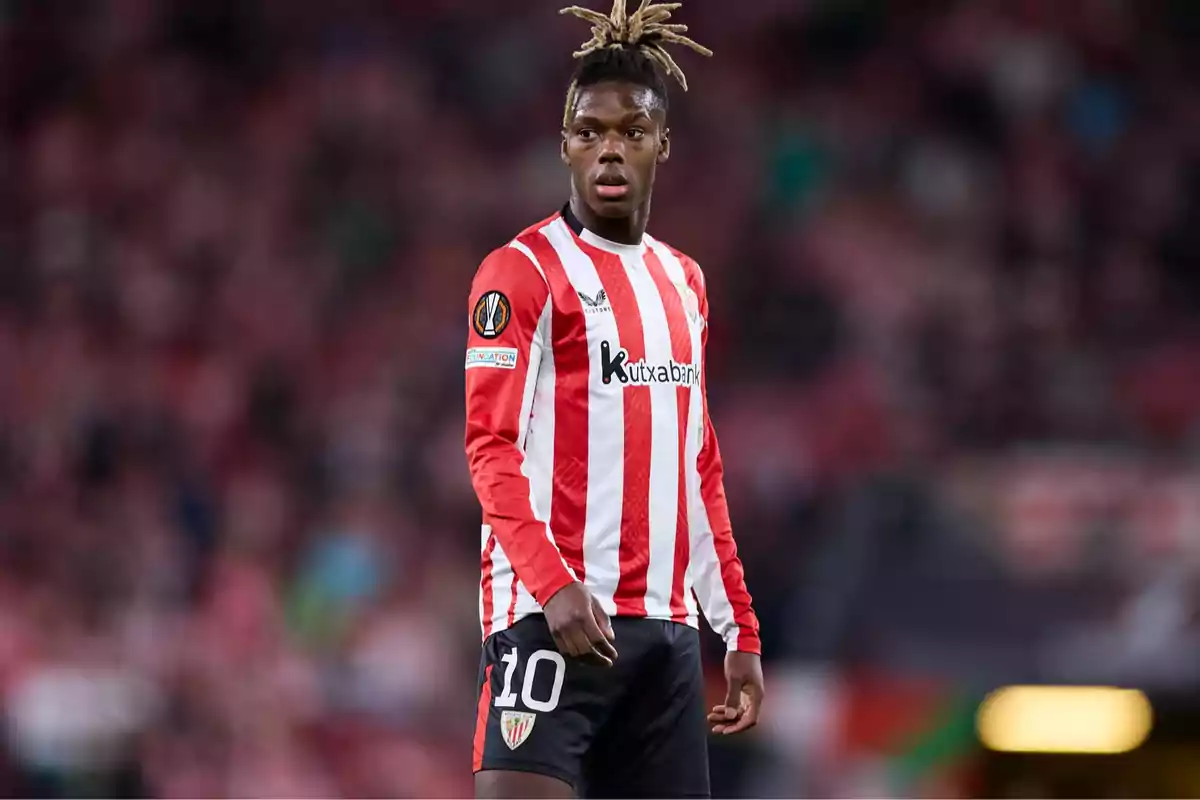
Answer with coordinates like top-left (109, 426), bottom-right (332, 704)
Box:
top-left (464, 1), bottom-right (763, 797)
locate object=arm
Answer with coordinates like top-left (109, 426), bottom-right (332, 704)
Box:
top-left (689, 273), bottom-right (762, 655)
top-left (464, 246), bottom-right (575, 606)
top-left (686, 268), bottom-right (765, 735)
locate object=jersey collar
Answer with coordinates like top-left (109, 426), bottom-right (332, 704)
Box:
top-left (561, 202), bottom-right (647, 256)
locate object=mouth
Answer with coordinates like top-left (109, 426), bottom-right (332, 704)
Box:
top-left (594, 174), bottom-right (630, 200)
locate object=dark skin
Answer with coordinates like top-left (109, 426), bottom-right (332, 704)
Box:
top-left (563, 80), bottom-right (669, 244)
top-left (477, 79), bottom-right (764, 800)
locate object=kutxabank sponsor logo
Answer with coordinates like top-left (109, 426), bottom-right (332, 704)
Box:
top-left (600, 341), bottom-right (699, 387)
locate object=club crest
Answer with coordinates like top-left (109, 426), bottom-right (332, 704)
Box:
top-left (501, 710), bottom-right (536, 750)
top-left (673, 281), bottom-right (703, 327)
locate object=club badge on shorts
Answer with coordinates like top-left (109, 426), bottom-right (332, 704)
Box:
top-left (501, 710), bottom-right (536, 750)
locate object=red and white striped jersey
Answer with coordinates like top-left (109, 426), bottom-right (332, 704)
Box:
top-left (464, 208), bottom-right (760, 654)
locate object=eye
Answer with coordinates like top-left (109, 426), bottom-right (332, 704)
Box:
top-left (626, 128), bottom-right (646, 140)
top-left (577, 129), bottom-right (597, 141)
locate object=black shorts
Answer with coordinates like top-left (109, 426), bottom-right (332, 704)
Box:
top-left (473, 615), bottom-right (710, 798)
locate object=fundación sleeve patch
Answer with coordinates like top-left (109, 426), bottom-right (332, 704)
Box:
top-left (465, 347), bottom-right (518, 370)
top-left (473, 291), bottom-right (512, 339)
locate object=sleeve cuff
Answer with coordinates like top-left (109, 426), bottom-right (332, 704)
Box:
top-left (725, 627), bottom-right (762, 655)
top-left (531, 564), bottom-right (577, 608)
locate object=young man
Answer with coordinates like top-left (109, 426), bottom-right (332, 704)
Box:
top-left (464, 2), bottom-right (763, 797)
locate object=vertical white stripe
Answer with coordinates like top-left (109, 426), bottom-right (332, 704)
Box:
top-left (689, 454), bottom-right (736, 641)
top-left (508, 242), bottom-right (574, 619)
top-left (540, 219), bottom-right (622, 616)
top-left (622, 251), bottom-right (680, 619)
top-left (490, 538), bottom-right (515, 634)
top-left (521, 294), bottom-right (558, 614)
top-left (515, 295), bottom-right (552, 485)
top-left (480, 524), bottom-right (490, 635)
top-left (650, 240), bottom-right (717, 629)
top-left (511, 244), bottom-right (576, 599)
top-left (518, 291), bottom-right (559, 615)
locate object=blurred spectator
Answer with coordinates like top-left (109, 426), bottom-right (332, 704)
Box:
top-left (1, 0), bottom-right (1198, 796)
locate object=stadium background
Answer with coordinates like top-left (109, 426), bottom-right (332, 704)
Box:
top-left (2, 0), bottom-right (1199, 796)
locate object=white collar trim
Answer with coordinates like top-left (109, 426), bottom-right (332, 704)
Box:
top-left (578, 226), bottom-right (647, 256)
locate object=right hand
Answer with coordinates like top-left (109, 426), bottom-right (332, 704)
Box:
top-left (543, 581), bottom-right (618, 667)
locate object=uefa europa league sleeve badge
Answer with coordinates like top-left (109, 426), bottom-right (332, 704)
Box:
top-left (473, 291), bottom-right (512, 339)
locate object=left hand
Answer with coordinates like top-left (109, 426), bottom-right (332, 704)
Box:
top-left (708, 650), bottom-right (764, 735)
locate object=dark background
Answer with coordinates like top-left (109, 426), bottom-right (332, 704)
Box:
top-left (1, 0), bottom-right (1199, 796)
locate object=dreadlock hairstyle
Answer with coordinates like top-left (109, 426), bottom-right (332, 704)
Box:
top-left (559, 0), bottom-right (713, 128)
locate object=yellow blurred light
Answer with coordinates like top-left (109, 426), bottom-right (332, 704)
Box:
top-left (977, 685), bottom-right (1153, 754)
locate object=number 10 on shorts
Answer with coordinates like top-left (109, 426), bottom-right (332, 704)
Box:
top-left (494, 648), bottom-right (566, 713)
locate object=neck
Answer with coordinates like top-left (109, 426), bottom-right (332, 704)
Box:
top-left (568, 192), bottom-right (651, 245)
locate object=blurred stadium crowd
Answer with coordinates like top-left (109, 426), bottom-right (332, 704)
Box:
top-left (1, 0), bottom-right (1198, 796)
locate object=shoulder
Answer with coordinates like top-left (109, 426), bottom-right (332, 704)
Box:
top-left (470, 248), bottom-right (549, 328)
top-left (473, 218), bottom-right (563, 292)
top-left (513, 212), bottom-right (563, 243)
top-left (645, 235), bottom-right (707, 296)
top-left (474, 213), bottom-right (565, 283)
top-left (475, 242), bottom-right (540, 278)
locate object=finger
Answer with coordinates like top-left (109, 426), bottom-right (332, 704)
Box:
top-left (591, 636), bottom-right (619, 663)
top-left (582, 616), bottom-right (619, 662)
top-left (555, 619), bottom-right (594, 656)
top-left (560, 626), bottom-right (591, 658)
top-left (709, 707), bottom-right (743, 733)
top-left (568, 627), bottom-right (612, 666)
top-left (720, 710), bottom-right (758, 734)
top-left (707, 706), bottom-right (738, 722)
top-left (590, 597), bottom-right (615, 641)
top-left (707, 706), bottom-right (740, 723)
top-left (747, 681), bottom-right (765, 716)
top-left (583, 646), bottom-right (613, 668)
top-left (581, 636), bottom-right (614, 667)
top-left (721, 703), bottom-right (759, 735)
top-left (573, 651), bottom-right (611, 668)
top-left (743, 681), bottom-right (765, 714)
top-left (551, 631), bottom-right (573, 656)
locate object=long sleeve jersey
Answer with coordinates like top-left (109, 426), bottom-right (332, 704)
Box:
top-left (464, 207), bottom-right (760, 654)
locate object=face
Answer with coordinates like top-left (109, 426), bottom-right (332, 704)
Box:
top-left (562, 81), bottom-right (670, 219)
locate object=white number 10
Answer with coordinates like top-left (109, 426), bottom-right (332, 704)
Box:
top-left (494, 648), bottom-right (566, 712)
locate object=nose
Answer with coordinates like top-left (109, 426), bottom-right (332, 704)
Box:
top-left (598, 133), bottom-right (626, 163)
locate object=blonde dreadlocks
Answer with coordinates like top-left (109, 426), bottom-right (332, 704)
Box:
top-left (559, 0), bottom-right (713, 127)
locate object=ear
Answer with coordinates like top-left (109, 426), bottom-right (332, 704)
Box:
top-left (657, 128), bottom-right (671, 165)
top-left (561, 129), bottom-right (571, 166)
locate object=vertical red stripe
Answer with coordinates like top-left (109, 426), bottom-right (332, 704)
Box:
top-left (686, 253), bottom-right (759, 651)
top-left (507, 575), bottom-right (519, 627)
top-left (480, 533), bottom-right (497, 640)
top-left (697, 391), bottom-right (759, 648)
top-left (522, 231), bottom-right (589, 581)
top-left (578, 242), bottom-right (650, 617)
top-left (644, 250), bottom-right (694, 622)
top-left (473, 664), bottom-right (494, 771)
top-left (466, 234), bottom-right (574, 611)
